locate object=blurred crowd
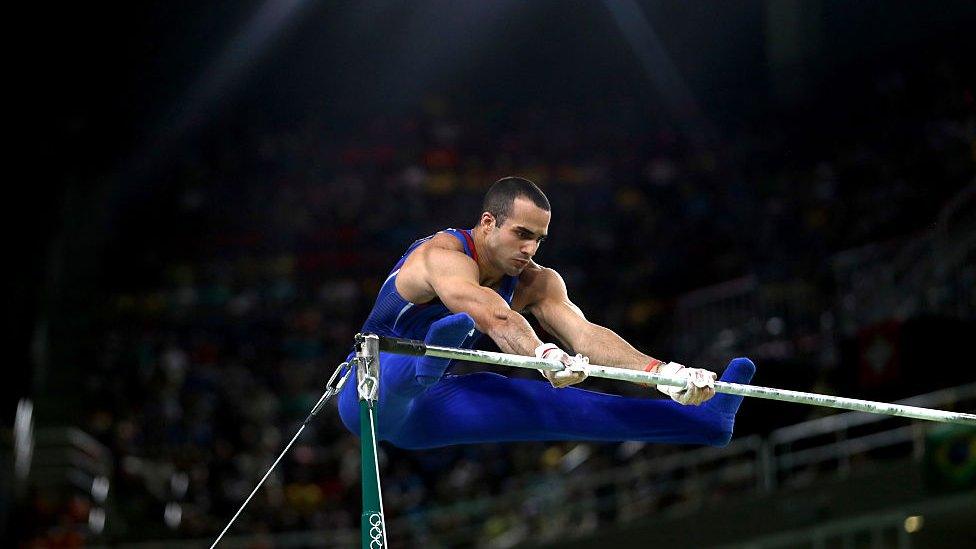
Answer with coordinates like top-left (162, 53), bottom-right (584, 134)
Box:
top-left (25, 56), bottom-right (975, 546)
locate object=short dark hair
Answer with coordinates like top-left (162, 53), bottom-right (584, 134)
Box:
top-left (482, 177), bottom-right (550, 226)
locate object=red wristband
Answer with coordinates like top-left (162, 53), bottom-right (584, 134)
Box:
top-left (644, 359), bottom-right (664, 373)
top-left (640, 359), bottom-right (664, 387)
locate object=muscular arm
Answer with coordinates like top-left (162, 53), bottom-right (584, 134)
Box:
top-left (523, 267), bottom-right (716, 401)
top-left (420, 247), bottom-right (543, 356)
top-left (528, 268), bottom-right (662, 372)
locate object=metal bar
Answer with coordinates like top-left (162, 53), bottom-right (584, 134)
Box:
top-left (356, 334), bottom-right (387, 548)
top-left (375, 335), bottom-right (976, 426)
top-left (769, 382), bottom-right (976, 443)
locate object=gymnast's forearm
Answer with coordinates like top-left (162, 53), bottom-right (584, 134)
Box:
top-left (485, 308), bottom-right (544, 357)
top-left (574, 323), bottom-right (661, 372)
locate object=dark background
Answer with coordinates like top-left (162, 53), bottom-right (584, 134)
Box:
top-left (10, 1), bottom-right (976, 546)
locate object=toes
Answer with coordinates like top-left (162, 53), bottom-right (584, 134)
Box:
top-left (705, 357), bottom-right (756, 416)
top-left (720, 357), bottom-right (756, 384)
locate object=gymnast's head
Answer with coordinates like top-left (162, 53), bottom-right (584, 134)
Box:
top-left (479, 177), bottom-right (551, 276)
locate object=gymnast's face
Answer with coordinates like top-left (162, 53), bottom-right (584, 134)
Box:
top-left (482, 196), bottom-right (550, 276)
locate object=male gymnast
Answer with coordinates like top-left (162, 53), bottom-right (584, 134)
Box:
top-left (338, 177), bottom-right (755, 448)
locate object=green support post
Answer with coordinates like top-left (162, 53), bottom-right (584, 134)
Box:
top-left (356, 334), bottom-right (387, 548)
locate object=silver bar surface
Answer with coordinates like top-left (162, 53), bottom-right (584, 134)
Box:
top-left (373, 336), bottom-right (976, 427)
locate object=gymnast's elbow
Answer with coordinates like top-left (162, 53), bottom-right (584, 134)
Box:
top-left (481, 306), bottom-right (530, 341)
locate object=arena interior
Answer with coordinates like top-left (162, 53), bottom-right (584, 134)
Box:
top-left (8, 1), bottom-right (976, 547)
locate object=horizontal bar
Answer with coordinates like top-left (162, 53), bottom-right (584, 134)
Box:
top-left (374, 335), bottom-right (976, 426)
top-left (769, 382), bottom-right (976, 444)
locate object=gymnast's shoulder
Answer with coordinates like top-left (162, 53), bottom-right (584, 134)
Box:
top-left (516, 262), bottom-right (567, 299)
top-left (409, 232), bottom-right (467, 261)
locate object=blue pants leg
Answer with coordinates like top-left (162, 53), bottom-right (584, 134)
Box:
top-left (338, 314), bottom-right (756, 449)
top-left (338, 313), bottom-right (477, 436)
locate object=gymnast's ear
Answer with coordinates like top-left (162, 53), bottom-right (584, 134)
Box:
top-left (480, 211), bottom-right (497, 231)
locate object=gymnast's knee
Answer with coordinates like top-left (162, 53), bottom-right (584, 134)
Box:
top-left (416, 374), bottom-right (440, 387)
top-left (415, 313), bottom-right (475, 385)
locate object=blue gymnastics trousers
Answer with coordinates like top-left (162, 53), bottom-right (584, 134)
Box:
top-left (338, 313), bottom-right (756, 449)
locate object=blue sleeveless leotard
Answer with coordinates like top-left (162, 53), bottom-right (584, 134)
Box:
top-left (359, 228), bottom-right (516, 359)
top-left (337, 228), bottom-right (756, 449)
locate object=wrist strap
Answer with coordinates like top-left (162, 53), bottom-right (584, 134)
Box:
top-left (535, 343), bottom-right (560, 359)
top-left (640, 359), bottom-right (664, 387)
top-left (643, 358), bottom-right (664, 373)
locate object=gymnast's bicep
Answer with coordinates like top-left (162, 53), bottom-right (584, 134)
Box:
top-left (423, 247), bottom-right (514, 332)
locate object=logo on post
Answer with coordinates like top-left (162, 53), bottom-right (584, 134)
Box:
top-left (368, 513), bottom-right (385, 548)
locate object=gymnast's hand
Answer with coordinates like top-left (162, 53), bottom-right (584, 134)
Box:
top-left (655, 362), bottom-right (717, 405)
top-left (534, 343), bottom-right (589, 388)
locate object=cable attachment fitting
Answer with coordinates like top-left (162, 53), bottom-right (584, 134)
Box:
top-left (304, 361), bottom-right (352, 426)
top-left (356, 357), bottom-right (379, 403)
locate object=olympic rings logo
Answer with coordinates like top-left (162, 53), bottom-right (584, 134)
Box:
top-left (368, 513), bottom-right (385, 548)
